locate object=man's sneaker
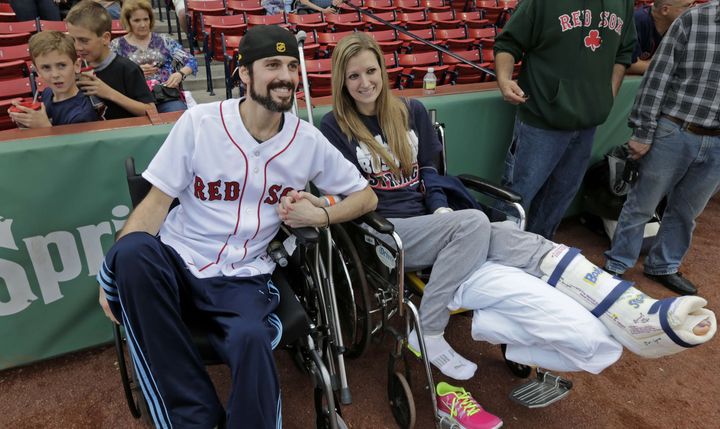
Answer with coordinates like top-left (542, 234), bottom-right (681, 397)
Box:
top-left (436, 382), bottom-right (503, 429)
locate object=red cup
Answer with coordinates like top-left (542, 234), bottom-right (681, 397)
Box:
top-left (8, 99), bottom-right (42, 128)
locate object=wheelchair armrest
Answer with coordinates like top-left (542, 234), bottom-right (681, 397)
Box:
top-left (285, 226), bottom-right (319, 245)
top-left (357, 212), bottom-right (394, 234)
top-left (458, 174), bottom-right (522, 203)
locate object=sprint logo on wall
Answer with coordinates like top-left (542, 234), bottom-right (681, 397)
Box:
top-left (0, 206), bottom-right (129, 317)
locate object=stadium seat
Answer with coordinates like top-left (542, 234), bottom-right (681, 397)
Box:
top-left (226, 0), bottom-right (266, 15)
top-left (316, 30), bottom-right (355, 57)
top-left (420, 0), bottom-right (452, 12)
top-left (365, 0), bottom-right (397, 12)
top-left (325, 12), bottom-right (365, 32)
top-left (396, 0), bottom-right (425, 13)
top-left (0, 21), bottom-right (38, 35)
top-left (246, 13), bottom-right (289, 27)
top-left (362, 10), bottom-right (401, 31)
top-left (397, 11), bottom-right (432, 30)
top-left (443, 48), bottom-right (490, 84)
top-left (287, 13), bottom-right (329, 33)
top-left (456, 10), bottom-right (490, 28)
top-left (428, 10), bottom-right (461, 28)
top-left (384, 52), bottom-right (403, 89)
top-left (0, 76), bottom-right (34, 99)
top-left (367, 29), bottom-right (403, 53)
top-left (36, 20), bottom-right (67, 32)
top-left (185, 0), bottom-right (227, 53)
top-left (0, 32), bottom-right (32, 46)
top-left (399, 27), bottom-right (436, 53)
top-left (435, 27), bottom-right (474, 50)
top-left (398, 50), bottom-right (448, 87)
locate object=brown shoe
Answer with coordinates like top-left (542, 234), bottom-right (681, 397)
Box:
top-left (644, 272), bottom-right (697, 295)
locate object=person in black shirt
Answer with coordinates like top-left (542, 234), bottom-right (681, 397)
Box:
top-left (66, 0), bottom-right (154, 120)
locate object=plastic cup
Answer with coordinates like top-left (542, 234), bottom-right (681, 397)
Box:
top-left (8, 100), bottom-right (42, 128)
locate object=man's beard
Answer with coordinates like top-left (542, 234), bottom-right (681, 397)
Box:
top-left (249, 79), bottom-right (295, 112)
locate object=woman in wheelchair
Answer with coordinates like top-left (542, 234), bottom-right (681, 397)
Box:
top-left (307, 33), bottom-right (715, 387)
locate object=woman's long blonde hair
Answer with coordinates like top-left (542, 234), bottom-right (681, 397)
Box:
top-left (330, 33), bottom-right (413, 178)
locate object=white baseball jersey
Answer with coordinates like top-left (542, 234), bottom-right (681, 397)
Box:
top-left (143, 98), bottom-right (369, 279)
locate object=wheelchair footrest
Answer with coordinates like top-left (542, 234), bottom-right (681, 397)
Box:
top-left (509, 370), bottom-right (572, 408)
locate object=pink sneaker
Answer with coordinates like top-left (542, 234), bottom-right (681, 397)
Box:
top-left (436, 382), bottom-right (503, 429)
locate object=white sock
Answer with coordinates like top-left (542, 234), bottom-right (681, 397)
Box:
top-left (408, 330), bottom-right (477, 380)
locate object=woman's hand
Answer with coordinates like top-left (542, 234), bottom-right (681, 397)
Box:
top-left (140, 63), bottom-right (159, 77)
top-left (164, 72), bottom-right (183, 88)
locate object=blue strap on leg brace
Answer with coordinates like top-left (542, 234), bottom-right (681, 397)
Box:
top-left (649, 298), bottom-right (698, 349)
top-left (546, 247), bottom-right (582, 287)
top-left (590, 280), bottom-right (632, 318)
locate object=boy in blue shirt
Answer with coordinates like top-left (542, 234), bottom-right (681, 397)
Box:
top-left (9, 31), bottom-right (98, 128)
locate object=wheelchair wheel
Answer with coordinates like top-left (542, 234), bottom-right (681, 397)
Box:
top-left (388, 371), bottom-right (416, 429)
top-left (501, 344), bottom-right (532, 378)
top-left (330, 224), bottom-right (372, 359)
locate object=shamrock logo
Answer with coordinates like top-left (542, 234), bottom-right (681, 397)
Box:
top-left (584, 29), bottom-right (602, 51)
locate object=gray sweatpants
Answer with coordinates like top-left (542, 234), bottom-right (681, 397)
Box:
top-left (390, 212), bottom-right (554, 335)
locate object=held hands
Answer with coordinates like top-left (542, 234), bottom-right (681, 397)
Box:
top-left (9, 101), bottom-right (51, 128)
top-left (276, 190), bottom-right (327, 228)
top-left (628, 139), bottom-right (651, 160)
top-left (77, 73), bottom-right (113, 99)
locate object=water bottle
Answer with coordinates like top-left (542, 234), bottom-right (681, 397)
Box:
top-left (423, 67), bottom-right (437, 95)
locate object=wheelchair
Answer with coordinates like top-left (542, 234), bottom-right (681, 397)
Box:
top-left (331, 114), bottom-right (573, 427)
top-left (112, 157), bottom-right (353, 429)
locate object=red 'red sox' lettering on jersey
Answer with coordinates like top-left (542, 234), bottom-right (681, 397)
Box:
top-left (193, 175), bottom-right (293, 204)
top-left (558, 10), bottom-right (624, 44)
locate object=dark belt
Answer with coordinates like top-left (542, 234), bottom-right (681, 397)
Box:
top-left (662, 114), bottom-right (720, 136)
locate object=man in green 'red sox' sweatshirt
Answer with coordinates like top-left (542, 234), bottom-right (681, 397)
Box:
top-left (494, 0), bottom-right (637, 240)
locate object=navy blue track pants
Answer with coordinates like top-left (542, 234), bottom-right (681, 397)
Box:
top-left (99, 232), bottom-right (282, 429)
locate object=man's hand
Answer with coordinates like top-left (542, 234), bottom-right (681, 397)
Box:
top-left (628, 139), bottom-right (651, 159)
top-left (140, 63), bottom-right (160, 77)
top-left (98, 286), bottom-right (120, 324)
top-left (9, 102), bottom-right (52, 128)
top-left (77, 73), bottom-right (114, 100)
top-left (497, 79), bottom-right (527, 105)
top-left (277, 190), bottom-right (325, 228)
top-left (164, 72), bottom-right (183, 89)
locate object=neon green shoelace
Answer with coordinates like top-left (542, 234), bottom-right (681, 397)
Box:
top-left (450, 391), bottom-right (481, 417)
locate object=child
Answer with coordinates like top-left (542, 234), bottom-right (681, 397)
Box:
top-left (9, 31), bottom-right (98, 128)
top-left (66, 0), bottom-right (154, 120)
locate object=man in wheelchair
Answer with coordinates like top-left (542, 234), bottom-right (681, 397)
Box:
top-left (316, 32), bottom-right (715, 395)
top-left (95, 26), bottom-right (376, 429)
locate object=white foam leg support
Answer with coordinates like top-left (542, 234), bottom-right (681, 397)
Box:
top-left (540, 246), bottom-right (716, 358)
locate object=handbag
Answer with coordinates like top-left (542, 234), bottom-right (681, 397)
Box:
top-left (152, 84), bottom-right (182, 104)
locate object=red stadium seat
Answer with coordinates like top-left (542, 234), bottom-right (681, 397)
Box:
top-left (317, 30), bottom-right (355, 57)
top-left (287, 13), bottom-right (328, 33)
top-left (365, 0), bottom-right (397, 12)
top-left (399, 27), bottom-right (436, 53)
top-left (0, 20), bottom-right (38, 35)
top-left (362, 10), bottom-right (401, 31)
top-left (383, 52), bottom-right (403, 88)
top-left (456, 10), bottom-right (490, 28)
top-left (428, 10), bottom-right (460, 28)
top-left (226, 0), bottom-right (265, 15)
top-left (467, 25), bottom-right (496, 40)
top-left (0, 76), bottom-right (33, 99)
top-left (396, 0), bottom-right (424, 13)
top-left (36, 20), bottom-right (67, 32)
top-left (325, 12), bottom-right (365, 32)
top-left (336, 0), bottom-right (365, 13)
top-left (367, 29), bottom-right (403, 53)
top-left (185, 0), bottom-right (227, 52)
top-left (397, 11), bottom-right (432, 30)
top-left (246, 13), bottom-right (289, 28)
top-left (435, 27), bottom-right (474, 50)
top-left (420, 0), bottom-right (452, 12)
top-left (304, 58), bottom-right (332, 97)
top-left (442, 48), bottom-right (490, 84)
top-left (0, 32), bottom-right (32, 46)
top-left (397, 50), bottom-right (448, 87)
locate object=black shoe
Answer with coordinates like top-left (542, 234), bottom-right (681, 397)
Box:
top-left (644, 272), bottom-right (697, 295)
top-left (605, 268), bottom-right (623, 279)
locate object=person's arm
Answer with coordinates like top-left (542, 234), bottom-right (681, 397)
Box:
top-left (627, 16), bottom-right (687, 155)
top-left (116, 186), bottom-right (174, 240)
top-left (78, 73), bottom-right (151, 116)
top-left (626, 58), bottom-right (650, 75)
top-left (161, 33), bottom-right (199, 89)
top-left (611, 63), bottom-right (626, 98)
top-left (495, 51), bottom-right (527, 105)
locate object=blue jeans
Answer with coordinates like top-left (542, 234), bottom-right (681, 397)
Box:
top-left (605, 117), bottom-right (720, 275)
top-left (157, 99), bottom-right (187, 113)
top-left (501, 117), bottom-right (597, 239)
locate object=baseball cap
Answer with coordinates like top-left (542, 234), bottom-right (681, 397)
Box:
top-left (237, 25), bottom-right (300, 67)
